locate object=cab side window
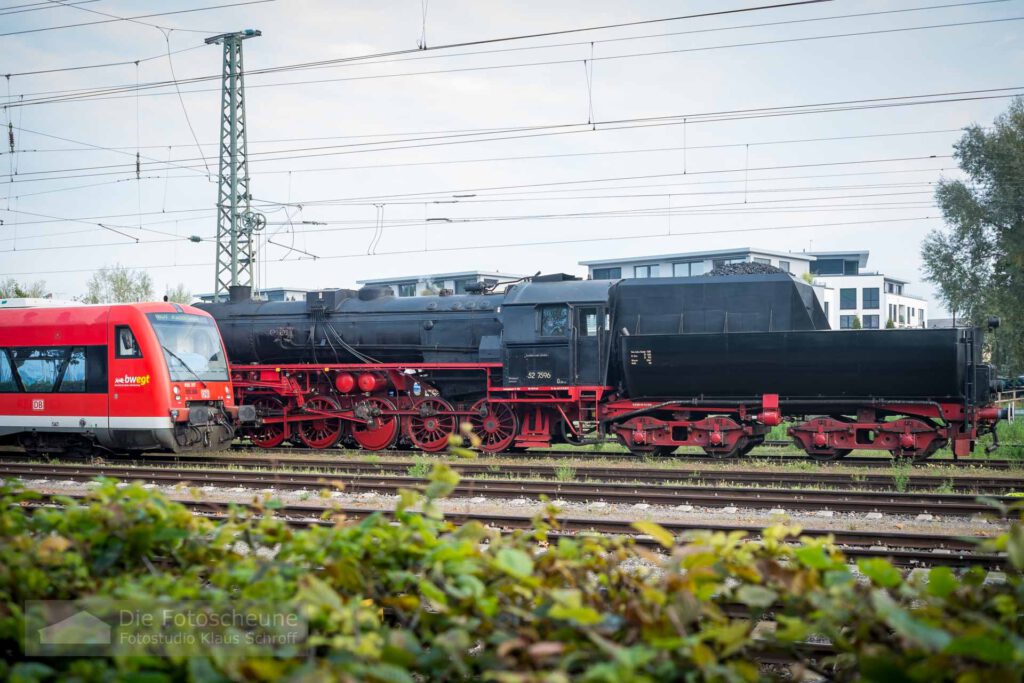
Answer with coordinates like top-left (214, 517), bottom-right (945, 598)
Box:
top-left (539, 305), bottom-right (569, 337)
top-left (576, 308), bottom-right (599, 337)
top-left (115, 326), bottom-right (142, 358)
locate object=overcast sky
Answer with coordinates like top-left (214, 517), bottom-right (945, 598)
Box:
top-left (1, 0), bottom-right (1022, 311)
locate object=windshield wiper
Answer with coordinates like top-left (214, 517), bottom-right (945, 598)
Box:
top-left (161, 345), bottom-right (208, 388)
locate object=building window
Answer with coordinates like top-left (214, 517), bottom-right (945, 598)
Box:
top-left (919, 309), bottom-right (925, 325)
top-left (712, 257), bottom-right (745, 268)
top-left (753, 257), bottom-right (770, 265)
top-left (397, 283), bottom-right (416, 297)
top-left (811, 258), bottom-right (844, 275)
top-left (839, 288), bottom-right (857, 310)
top-left (672, 261), bottom-right (706, 277)
top-left (115, 326), bottom-right (142, 358)
top-left (453, 278), bottom-right (476, 294)
top-left (634, 265), bottom-right (659, 278)
top-left (839, 315), bottom-right (856, 330)
top-left (863, 315), bottom-right (880, 329)
top-left (862, 287), bottom-right (879, 309)
top-left (779, 260), bottom-right (791, 273)
top-left (539, 305), bottom-right (569, 336)
top-left (824, 301), bottom-right (829, 318)
top-left (592, 267), bottom-right (621, 280)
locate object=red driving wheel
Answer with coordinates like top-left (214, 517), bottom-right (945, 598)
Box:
top-left (351, 397), bottom-right (401, 451)
top-left (297, 395), bottom-right (345, 449)
top-left (469, 400), bottom-right (518, 453)
top-left (408, 398), bottom-right (457, 452)
top-left (248, 396), bottom-right (288, 449)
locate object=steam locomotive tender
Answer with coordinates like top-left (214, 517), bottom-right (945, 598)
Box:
top-left (200, 273), bottom-right (1009, 461)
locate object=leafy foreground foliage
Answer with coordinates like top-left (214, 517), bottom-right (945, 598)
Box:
top-left (1, 470), bottom-right (1023, 682)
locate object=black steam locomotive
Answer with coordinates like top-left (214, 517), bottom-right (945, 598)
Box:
top-left (200, 273), bottom-right (1006, 460)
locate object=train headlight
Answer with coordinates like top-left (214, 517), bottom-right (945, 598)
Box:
top-left (173, 386), bottom-right (180, 395)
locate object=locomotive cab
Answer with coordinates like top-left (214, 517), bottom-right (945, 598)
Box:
top-left (500, 280), bottom-right (615, 388)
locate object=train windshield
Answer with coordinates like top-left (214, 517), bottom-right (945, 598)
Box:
top-left (146, 313), bottom-right (229, 382)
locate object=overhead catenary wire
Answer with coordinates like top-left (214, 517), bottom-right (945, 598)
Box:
top-left (0, 216), bottom-right (939, 275)
top-left (0, 0), bottom-right (278, 38)
top-left (10, 14), bottom-right (1024, 109)
top-left (2, 187), bottom-right (946, 250)
top-left (3, 0), bottom-right (1008, 101)
top-left (6, 85), bottom-right (1018, 181)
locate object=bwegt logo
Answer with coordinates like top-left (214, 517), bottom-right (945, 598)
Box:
top-left (114, 374), bottom-right (151, 387)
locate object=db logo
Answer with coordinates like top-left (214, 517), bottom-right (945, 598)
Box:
top-left (31, 399), bottom-right (44, 411)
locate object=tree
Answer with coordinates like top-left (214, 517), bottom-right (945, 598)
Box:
top-left (164, 284), bottom-right (192, 304)
top-left (0, 278), bottom-right (47, 298)
top-left (922, 97), bottom-right (1024, 371)
top-left (885, 318), bottom-right (896, 329)
top-left (851, 315), bottom-right (862, 330)
top-left (801, 272), bottom-right (814, 285)
top-left (82, 265), bottom-right (153, 304)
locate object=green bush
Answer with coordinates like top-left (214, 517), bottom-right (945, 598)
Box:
top-left (1, 470), bottom-right (1023, 682)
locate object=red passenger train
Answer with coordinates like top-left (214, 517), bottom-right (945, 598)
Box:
top-left (0, 300), bottom-right (248, 455)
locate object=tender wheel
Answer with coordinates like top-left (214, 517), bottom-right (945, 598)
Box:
top-left (630, 446), bottom-right (676, 457)
top-left (297, 395), bottom-right (346, 449)
top-left (702, 436), bottom-right (749, 459)
top-left (805, 448), bottom-right (853, 462)
top-left (351, 397), bottom-right (401, 451)
top-left (469, 400), bottom-right (518, 453)
top-left (408, 398), bottom-right (457, 452)
top-left (248, 397), bottom-right (289, 449)
top-left (738, 436), bottom-right (765, 457)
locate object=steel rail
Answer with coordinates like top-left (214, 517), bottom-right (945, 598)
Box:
top-left (4, 451), bottom-right (1019, 493)
top-left (226, 444), bottom-right (1019, 468)
top-left (3, 462), bottom-right (1013, 516)
top-left (19, 493), bottom-right (1004, 568)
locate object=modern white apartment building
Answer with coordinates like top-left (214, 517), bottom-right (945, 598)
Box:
top-left (579, 248), bottom-right (815, 280)
top-left (578, 248), bottom-right (928, 330)
top-left (807, 251), bottom-right (927, 330)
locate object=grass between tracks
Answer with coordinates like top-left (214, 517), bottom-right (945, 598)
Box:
top-left (1, 471), bottom-right (1024, 681)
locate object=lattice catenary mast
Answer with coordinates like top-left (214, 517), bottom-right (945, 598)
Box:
top-left (205, 29), bottom-right (265, 300)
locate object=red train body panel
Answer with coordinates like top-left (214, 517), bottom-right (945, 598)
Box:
top-left (0, 302), bottom-right (240, 454)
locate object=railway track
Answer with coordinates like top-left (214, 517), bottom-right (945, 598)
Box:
top-left (227, 443), bottom-right (1021, 468)
top-left (3, 461), bottom-right (1014, 517)
top-left (26, 493), bottom-right (1005, 569)
top-left (5, 452), bottom-right (1020, 494)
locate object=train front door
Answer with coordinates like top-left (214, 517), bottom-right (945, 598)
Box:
top-left (571, 305), bottom-right (604, 385)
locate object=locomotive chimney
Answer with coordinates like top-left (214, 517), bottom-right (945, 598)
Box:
top-left (228, 285), bottom-right (252, 303)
